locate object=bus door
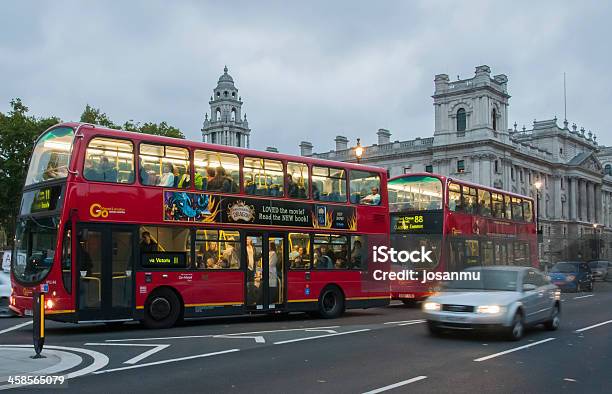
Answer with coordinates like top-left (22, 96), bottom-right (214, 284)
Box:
top-left (77, 224), bottom-right (135, 321)
top-left (245, 233), bottom-right (286, 311)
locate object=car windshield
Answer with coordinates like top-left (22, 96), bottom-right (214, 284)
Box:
top-left (25, 127), bottom-right (74, 186)
top-left (551, 262), bottom-right (578, 273)
top-left (444, 269), bottom-right (519, 291)
top-left (588, 261), bottom-right (606, 269)
top-left (12, 216), bottom-right (59, 284)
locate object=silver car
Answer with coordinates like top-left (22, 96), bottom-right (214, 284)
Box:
top-left (588, 261), bottom-right (611, 281)
top-left (423, 266), bottom-right (561, 340)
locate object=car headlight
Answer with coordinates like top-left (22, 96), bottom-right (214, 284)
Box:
top-left (565, 275), bottom-right (576, 281)
top-left (423, 302), bottom-right (441, 311)
top-left (476, 305), bottom-right (503, 314)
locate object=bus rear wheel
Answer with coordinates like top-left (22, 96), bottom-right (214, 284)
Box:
top-left (318, 286), bottom-right (345, 319)
top-left (143, 288), bottom-right (181, 329)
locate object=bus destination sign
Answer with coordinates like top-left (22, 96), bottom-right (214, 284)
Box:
top-left (141, 252), bottom-right (187, 269)
top-left (391, 211), bottom-right (443, 234)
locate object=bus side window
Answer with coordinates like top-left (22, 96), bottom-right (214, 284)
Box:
top-left (85, 138), bottom-right (134, 184)
top-left (61, 226), bottom-right (72, 294)
top-left (504, 195), bottom-right (513, 219)
top-left (478, 189), bottom-right (491, 216)
top-left (448, 183), bottom-right (461, 211)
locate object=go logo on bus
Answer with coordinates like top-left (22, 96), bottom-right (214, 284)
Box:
top-left (89, 203), bottom-right (110, 218)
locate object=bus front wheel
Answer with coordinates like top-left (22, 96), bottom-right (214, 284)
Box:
top-left (143, 288), bottom-right (181, 329)
top-left (317, 286), bottom-right (345, 319)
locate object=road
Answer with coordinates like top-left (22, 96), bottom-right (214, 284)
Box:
top-left (1, 283), bottom-right (611, 393)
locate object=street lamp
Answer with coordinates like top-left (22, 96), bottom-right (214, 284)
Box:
top-left (593, 223), bottom-right (600, 260)
top-left (355, 138), bottom-right (364, 164)
top-left (533, 180), bottom-right (543, 263)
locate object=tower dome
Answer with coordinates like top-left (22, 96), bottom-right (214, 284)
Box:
top-left (217, 65), bottom-right (234, 85)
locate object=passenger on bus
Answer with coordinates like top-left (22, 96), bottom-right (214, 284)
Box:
top-left (84, 159), bottom-right (101, 181)
top-left (361, 187), bottom-right (381, 205)
top-left (316, 246), bottom-right (333, 269)
top-left (99, 156), bottom-right (117, 182)
top-left (159, 163), bottom-right (175, 187)
top-left (140, 231), bottom-right (158, 252)
top-left (287, 175), bottom-right (298, 198)
top-left (289, 245), bottom-right (299, 261)
top-left (172, 167), bottom-right (181, 188)
top-left (222, 240), bottom-right (239, 268)
top-left (138, 158), bottom-right (149, 185)
top-left (350, 240), bottom-right (363, 269)
top-left (312, 183), bottom-right (321, 200)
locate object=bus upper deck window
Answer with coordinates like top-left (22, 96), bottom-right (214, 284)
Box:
top-left (25, 127), bottom-right (74, 185)
top-left (349, 170), bottom-right (381, 205)
top-left (312, 166), bottom-right (346, 203)
top-left (194, 150), bottom-right (239, 193)
top-left (139, 144), bottom-right (189, 189)
top-left (84, 138), bottom-right (134, 184)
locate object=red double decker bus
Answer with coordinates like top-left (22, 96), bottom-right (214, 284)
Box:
top-left (10, 123), bottom-right (389, 328)
top-left (388, 173), bottom-right (538, 303)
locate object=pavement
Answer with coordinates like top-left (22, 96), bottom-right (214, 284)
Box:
top-left (0, 282), bottom-right (611, 393)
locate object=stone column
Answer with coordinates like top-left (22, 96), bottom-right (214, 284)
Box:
top-left (595, 184), bottom-right (602, 224)
top-left (569, 177), bottom-right (577, 220)
top-left (587, 182), bottom-right (595, 223)
top-left (580, 180), bottom-right (587, 221)
top-left (553, 175), bottom-right (562, 220)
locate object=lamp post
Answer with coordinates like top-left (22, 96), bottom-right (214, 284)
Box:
top-left (355, 138), bottom-right (364, 164)
top-left (534, 180), bottom-right (543, 263)
top-left (593, 223), bottom-right (600, 260)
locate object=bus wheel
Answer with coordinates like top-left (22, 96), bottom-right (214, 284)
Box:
top-left (401, 299), bottom-right (417, 307)
top-left (318, 286), bottom-right (345, 319)
top-left (143, 288), bottom-right (181, 329)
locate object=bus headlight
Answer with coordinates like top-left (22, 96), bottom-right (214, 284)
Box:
top-left (423, 302), bottom-right (441, 311)
top-left (45, 299), bottom-right (55, 309)
top-left (476, 305), bottom-right (502, 314)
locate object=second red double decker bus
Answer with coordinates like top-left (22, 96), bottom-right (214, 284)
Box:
top-left (388, 173), bottom-right (538, 303)
top-left (10, 123), bottom-right (389, 328)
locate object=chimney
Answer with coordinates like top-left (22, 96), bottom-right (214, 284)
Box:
top-left (377, 129), bottom-right (391, 145)
top-left (299, 141), bottom-right (313, 156)
top-left (474, 65), bottom-right (491, 83)
top-left (265, 147), bottom-right (278, 153)
top-left (434, 73), bottom-right (450, 93)
top-left (334, 135), bottom-right (348, 151)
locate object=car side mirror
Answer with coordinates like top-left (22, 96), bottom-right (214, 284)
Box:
top-left (523, 283), bottom-right (537, 292)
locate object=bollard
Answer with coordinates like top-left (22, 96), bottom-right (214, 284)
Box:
top-left (31, 290), bottom-right (46, 359)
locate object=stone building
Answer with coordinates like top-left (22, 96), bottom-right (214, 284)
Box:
top-left (302, 65), bottom-right (612, 264)
top-left (201, 66), bottom-right (251, 147)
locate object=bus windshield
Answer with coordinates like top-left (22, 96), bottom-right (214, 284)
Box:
top-left (388, 175), bottom-right (442, 212)
top-left (25, 127), bottom-right (74, 186)
top-left (12, 216), bottom-right (60, 284)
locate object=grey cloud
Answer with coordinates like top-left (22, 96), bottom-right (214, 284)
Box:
top-left (1, 1), bottom-right (611, 154)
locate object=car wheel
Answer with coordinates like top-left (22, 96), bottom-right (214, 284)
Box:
top-left (317, 286), bottom-right (345, 319)
top-left (143, 288), bottom-right (181, 329)
top-left (544, 304), bottom-right (560, 331)
top-left (427, 321), bottom-right (443, 337)
top-left (506, 312), bottom-right (524, 341)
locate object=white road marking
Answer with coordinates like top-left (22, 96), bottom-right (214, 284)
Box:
top-left (304, 328), bottom-right (337, 334)
top-left (213, 335), bottom-right (266, 343)
top-left (573, 294), bottom-right (594, 300)
top-left (93, 349), bottom-right (240, 374)
top-left (398, 320), bottom-right (426, 326)
top-left (0, 320), bottom-right (32, 335)
top-left (474, 338), bottom-right (556, 362)
top-left (383, 320), bottom-right (424, 325)
top-left (105, 326), bottom-right (341, 342)
top-left (274, 329), bottom-right (371, 345)
top-left (575, 319), bottom-right (612, 333)
top-left (85, 343), bottom-right (170, 364)
top-left (362, 376), bottom-right (428, 394)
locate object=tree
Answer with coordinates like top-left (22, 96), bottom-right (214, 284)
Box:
top-left (0, 99), bottom-right (59, 246)
top-left (81, 104), bottom-right (184, 138)
top-left (79, 104), bottom-right (119, 129)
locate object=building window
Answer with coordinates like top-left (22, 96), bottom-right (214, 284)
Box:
top-left (403, 166), bottom-right (412, 174)
top-left (216, 108), bottom-right (221, 121)
top-left (494, 160), bottom-right (499, 173)
top-left (210, 133), bottom-right (217, 144)
top-left (492, 108), bottom-right (497, 131)
top-left (511, 166), bottom-right (515, 180)
top-left (230, 108), bottom-right (236, 121)
top-left (605, 164), bottom-right (612, 176)
top-left (457, 160), bottom-right (465, 173)
top-left (456, 108), bottom-right (466, 132)
top-left (425, 164), bottom-right (433, 173)
top-left (519, 169), bottom-right (523, 182)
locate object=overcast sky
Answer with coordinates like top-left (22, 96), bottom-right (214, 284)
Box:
top-left (2, 1), bottom-right (611, 154)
